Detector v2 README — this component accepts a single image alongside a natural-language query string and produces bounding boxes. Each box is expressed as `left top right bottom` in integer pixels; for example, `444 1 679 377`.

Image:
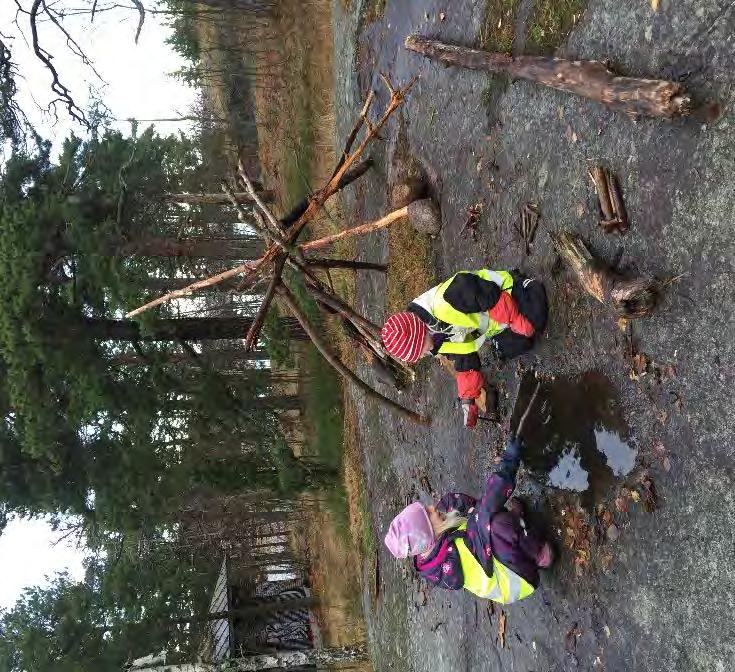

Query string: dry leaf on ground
565 622 582 652
630 353 649 380
497 611 506 648
651 0 660 11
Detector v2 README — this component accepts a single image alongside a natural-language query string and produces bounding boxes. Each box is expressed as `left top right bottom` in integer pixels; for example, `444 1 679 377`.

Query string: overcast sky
0 0 197 611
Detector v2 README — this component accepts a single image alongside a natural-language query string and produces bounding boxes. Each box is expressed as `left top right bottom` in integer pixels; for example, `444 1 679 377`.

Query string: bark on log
277 284 430 425
588 166 615 222
405 35 691 119
551 230 658 318
606 172 629 232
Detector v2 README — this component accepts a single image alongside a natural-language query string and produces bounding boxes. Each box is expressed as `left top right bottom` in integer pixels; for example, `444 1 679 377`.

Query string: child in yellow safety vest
384 437 553 604
380 269 548 427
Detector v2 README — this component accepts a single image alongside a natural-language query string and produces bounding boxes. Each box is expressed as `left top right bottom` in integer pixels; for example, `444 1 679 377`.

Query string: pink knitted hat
384 502 435 558
381 312 427 364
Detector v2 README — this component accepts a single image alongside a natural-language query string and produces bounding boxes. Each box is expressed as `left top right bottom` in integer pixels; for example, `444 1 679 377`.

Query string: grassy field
479 0 588 54
249 1 373 663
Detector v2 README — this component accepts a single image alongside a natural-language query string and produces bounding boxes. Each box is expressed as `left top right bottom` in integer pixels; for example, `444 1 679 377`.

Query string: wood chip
497 611 506 648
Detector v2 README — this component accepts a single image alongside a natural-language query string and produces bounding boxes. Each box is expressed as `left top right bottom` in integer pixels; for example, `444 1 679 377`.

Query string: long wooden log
277 284 429 425
405 35 690 119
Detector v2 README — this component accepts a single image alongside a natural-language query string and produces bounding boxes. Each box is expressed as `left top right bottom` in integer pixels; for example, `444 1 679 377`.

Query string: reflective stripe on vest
412 270 514 357
454 524 535 604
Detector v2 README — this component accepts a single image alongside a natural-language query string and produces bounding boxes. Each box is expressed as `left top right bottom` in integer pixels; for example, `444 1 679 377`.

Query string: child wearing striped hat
381 269 547 427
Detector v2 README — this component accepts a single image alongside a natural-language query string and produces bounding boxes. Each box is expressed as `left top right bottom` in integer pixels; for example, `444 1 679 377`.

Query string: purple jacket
414 439 540 590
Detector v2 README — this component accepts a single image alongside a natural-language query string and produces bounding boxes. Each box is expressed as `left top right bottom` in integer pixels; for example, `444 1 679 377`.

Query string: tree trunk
72 316 305 342
405 35 691 119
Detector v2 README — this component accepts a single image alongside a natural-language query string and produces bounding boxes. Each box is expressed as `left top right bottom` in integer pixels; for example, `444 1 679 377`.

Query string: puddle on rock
510 371 637 507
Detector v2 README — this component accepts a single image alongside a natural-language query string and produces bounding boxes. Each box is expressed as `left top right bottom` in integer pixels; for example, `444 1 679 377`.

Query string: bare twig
330 89 375 180
125 259 263 318
27 0 88 126
515 381 541 438
130 0 145 42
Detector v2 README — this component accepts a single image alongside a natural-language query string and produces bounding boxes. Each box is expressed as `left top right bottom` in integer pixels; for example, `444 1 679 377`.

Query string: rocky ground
330 0 735 669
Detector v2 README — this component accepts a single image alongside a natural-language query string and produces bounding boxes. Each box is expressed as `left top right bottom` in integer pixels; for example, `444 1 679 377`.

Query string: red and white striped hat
381 312 427 364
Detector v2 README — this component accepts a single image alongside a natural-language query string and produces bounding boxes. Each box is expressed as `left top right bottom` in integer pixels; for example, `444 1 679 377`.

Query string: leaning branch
277 284 430 425
300 206 409 251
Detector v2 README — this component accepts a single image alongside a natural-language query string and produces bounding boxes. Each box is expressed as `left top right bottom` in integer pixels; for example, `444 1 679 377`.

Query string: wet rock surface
332 0 735 669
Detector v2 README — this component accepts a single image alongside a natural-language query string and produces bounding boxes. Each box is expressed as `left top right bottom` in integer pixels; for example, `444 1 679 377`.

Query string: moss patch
526 0 587 54
479 0 520 54
363 0 387 24
385 219 434 314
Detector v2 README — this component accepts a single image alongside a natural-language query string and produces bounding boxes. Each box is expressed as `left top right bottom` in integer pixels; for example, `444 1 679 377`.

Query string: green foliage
0 128 299 530
161 0 202 65
0 528 219 672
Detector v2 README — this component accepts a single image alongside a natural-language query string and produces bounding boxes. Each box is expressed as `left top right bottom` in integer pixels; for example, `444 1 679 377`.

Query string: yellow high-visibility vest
454 522 535 604
411 270 514 356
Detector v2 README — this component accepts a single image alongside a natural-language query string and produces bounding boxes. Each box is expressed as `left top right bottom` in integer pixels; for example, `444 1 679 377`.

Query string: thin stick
243 255 286 351
125 259 265 318
515 381 541 438
221 180 286 253
277 284 430 425
330 90 376 180
308 258 387 272
237 158 284 237
300 206 409 252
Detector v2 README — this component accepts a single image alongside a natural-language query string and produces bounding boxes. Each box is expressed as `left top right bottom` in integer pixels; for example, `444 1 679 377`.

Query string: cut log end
407 198 442 235
552 230 658 318
610 278 659 318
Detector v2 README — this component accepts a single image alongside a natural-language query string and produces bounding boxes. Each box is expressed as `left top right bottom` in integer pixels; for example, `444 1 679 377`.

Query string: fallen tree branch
277 283 429 425
280 158 374 230
405 35 691 119
330 90 375 181
551 230 658 318
125 259 264 318
237 158 283 238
